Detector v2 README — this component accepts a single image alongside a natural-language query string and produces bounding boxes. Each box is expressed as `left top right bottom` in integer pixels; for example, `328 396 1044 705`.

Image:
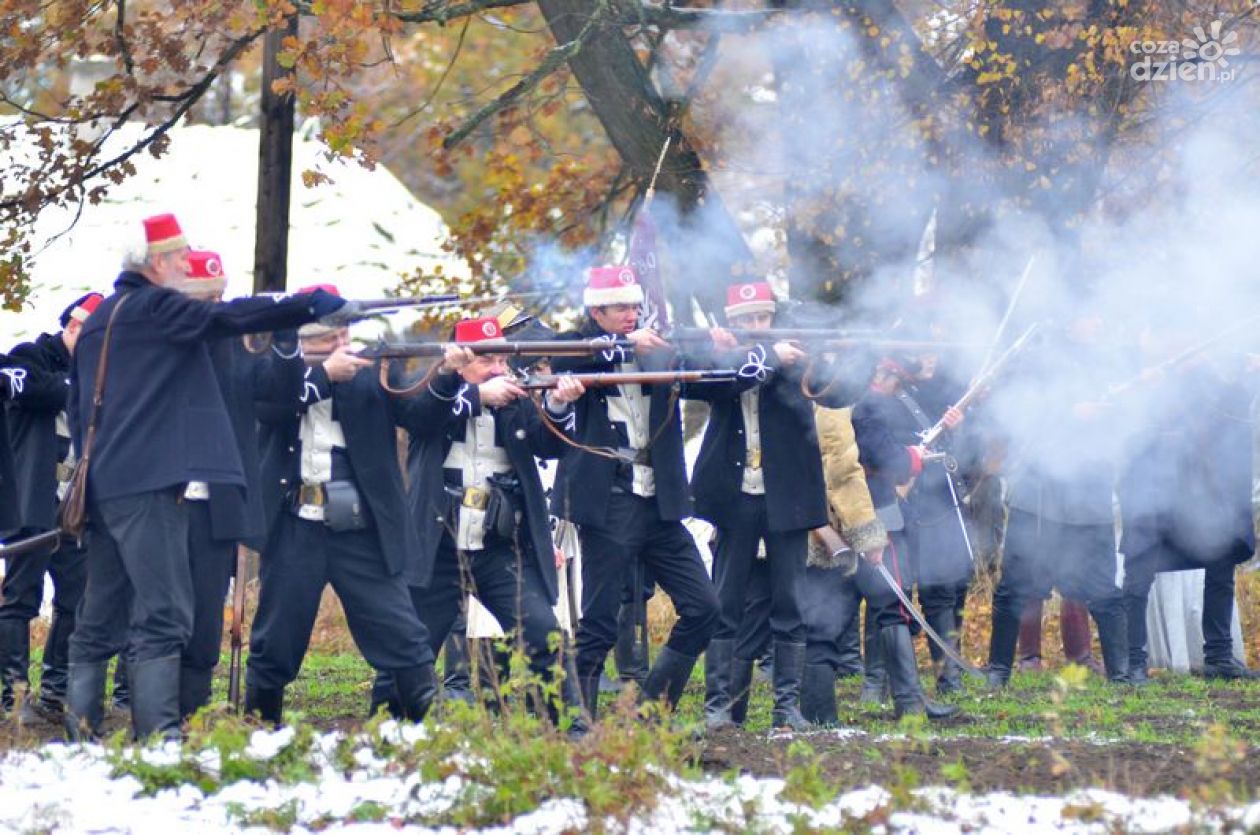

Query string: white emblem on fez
739 284 757 300
482 321 497 337
617 269 634 285
207 258 222 277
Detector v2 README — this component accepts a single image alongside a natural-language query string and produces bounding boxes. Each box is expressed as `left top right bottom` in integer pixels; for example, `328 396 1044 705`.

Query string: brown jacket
810 405 887 567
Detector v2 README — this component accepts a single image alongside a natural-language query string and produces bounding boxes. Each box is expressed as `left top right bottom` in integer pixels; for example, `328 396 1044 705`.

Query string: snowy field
1 723 1257 834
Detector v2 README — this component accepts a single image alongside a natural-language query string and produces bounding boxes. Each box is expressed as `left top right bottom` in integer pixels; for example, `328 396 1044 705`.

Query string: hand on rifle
441 345 476 372
628 328 669 353
479 376 527 407
862 547 885 566
941 405 965 429
545 375 586 410
709 327 738 350
773 341 806 366
323 347 372 382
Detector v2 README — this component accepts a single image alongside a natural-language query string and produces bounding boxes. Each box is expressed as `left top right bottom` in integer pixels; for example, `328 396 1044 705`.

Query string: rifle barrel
0 529 62 559
518 369 738 390
670 328 978 350
305 339 635 362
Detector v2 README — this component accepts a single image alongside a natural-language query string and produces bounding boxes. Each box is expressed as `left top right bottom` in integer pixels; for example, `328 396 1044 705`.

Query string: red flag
627 208 669 331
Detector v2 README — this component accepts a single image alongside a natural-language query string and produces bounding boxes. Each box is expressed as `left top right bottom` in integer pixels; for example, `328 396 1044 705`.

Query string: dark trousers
69 491 191 664
1123 541 1241 668
712 494 807 645
990 511 1123 670
0 529 87 689
246 513 433 690
410 535 561 677
854 530 914 631
735 561 862 670
184 502 235 672
575 493 718 679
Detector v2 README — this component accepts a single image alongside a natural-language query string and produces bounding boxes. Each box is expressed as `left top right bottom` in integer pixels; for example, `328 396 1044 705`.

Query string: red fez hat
583 265 643 308
298 283 340 297
297 284 342 337
454 316 505 344
61 292 104 327
142 213 188 255
179 250 228 299
724 281 776 319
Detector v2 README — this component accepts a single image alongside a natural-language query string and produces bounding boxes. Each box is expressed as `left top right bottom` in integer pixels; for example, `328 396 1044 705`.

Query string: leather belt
616 447 650 466
745 447 762 469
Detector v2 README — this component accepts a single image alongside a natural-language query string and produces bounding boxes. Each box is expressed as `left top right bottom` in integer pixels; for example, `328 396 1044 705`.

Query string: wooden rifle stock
227 546 249 713
517 369 738 390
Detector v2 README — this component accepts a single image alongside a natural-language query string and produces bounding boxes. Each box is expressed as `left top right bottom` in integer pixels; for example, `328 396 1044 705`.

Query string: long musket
516 369 738 390
0 529 62 560
917 323 1040 450
974 255 1036 377
227 546 249 713
304 339 636 362
669 328 980 352
1104 312 1260 401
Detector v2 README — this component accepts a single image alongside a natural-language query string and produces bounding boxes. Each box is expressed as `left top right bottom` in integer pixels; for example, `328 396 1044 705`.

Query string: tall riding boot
1123 591 1150 685
245 683 285 725
1061 598 1102 673
614 601 648 686
703 638 735 730
39 609 74 716
178 666 215 721
986 600 1022 688
130 655 182 741
926 608 963 695
576 660 603 722
441 630 474 704
392 664 438 722
640 646 697 714
835 615 864 678
1089 602 1131 684
64 661 109 742
111 656 131 711
771 641 811 731
1017 598 1044 671
728 657 755 726
859 615 887 703
881 624 960 721
0 621 33 721
800 663 838 726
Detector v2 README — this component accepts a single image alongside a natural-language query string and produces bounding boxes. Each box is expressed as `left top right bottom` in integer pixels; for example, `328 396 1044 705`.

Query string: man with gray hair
65 213 352 741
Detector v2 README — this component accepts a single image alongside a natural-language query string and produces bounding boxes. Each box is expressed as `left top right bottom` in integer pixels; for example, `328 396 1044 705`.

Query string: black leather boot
130 654 183 741
179 666 215 721
728 657 755 726
926 608 963 696
367 671 403 719
640 646 697 713
245 683 285 725
0 620 30 715
985 601 1021 689
859 617 887 704
441 630 475 704
703 638 735 730
881 625 960 721
770 641 812 731
835 617 864 678
800 662 838 726
1090 602 1131 684
392 664 439 722
64 661 108 742
1123 590 1150 685
576 662 603 722
614 601 648 686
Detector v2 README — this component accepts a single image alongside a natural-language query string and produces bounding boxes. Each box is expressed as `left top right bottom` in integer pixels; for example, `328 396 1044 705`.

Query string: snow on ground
0 726 1255 834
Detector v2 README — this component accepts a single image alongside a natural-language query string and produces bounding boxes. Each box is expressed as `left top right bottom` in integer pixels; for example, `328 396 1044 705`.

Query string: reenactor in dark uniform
689 281 859 731
372 316 585 722
0 293 101 721
984 317 1131 686
65 213 350 741
851 358 961 720
167 251 300 718
1118 348 1257 682
245 284 439 725
0 355 18 536
551 266 719 719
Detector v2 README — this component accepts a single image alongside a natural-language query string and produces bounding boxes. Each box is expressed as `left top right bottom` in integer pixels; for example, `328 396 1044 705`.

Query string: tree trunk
253 17 298 295
535 0 748 319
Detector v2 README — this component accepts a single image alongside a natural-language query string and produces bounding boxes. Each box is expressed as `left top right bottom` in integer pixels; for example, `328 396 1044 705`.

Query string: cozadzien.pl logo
1130 20 1241 83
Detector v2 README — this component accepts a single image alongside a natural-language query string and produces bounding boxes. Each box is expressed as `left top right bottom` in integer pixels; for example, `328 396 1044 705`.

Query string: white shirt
740 388 765 495
444 414 513 551
606 359 655 497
